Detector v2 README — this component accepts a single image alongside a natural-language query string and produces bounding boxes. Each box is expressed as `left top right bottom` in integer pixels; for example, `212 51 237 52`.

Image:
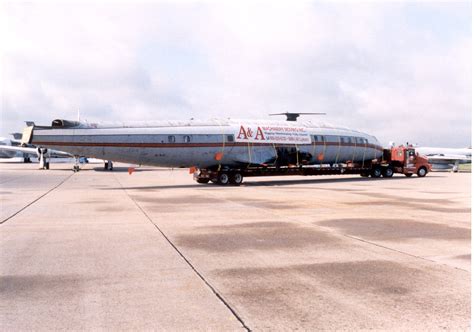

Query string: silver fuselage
28 119 383 168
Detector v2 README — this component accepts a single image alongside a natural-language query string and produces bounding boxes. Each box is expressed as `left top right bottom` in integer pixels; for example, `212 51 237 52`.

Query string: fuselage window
340 137 345 144
183 135 191 143
325 135 338 143
314 135 325 142
227 135 234 142
168 135 175 143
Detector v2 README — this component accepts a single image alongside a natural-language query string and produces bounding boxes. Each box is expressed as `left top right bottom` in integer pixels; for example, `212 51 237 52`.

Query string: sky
1 1 471 147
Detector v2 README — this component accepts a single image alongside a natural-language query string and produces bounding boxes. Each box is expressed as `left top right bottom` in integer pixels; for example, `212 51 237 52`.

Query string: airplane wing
424 155 471 165
0 145 73 158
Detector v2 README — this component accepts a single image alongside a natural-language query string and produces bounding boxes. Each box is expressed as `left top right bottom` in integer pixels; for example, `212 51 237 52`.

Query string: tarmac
0 161 471 330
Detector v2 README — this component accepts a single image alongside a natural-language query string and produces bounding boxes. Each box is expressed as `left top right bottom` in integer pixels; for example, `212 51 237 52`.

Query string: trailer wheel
371 167 382 178
405 173 413 177
230 172 243 185
382 167 394 178
196 178 210 184
417 167 427 177
217 172 230 185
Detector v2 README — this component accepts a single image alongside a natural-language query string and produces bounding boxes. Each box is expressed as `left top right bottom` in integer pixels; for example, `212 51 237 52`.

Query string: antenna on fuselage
269 112 326 121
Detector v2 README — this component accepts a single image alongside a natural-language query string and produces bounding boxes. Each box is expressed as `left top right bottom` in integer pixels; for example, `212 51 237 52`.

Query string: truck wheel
360 172 370 177
217 172 230 185
230 172 243 185
405 173 413 177
371 167 382 178
383 167 394 178
417 167 427 177
196 178 210 184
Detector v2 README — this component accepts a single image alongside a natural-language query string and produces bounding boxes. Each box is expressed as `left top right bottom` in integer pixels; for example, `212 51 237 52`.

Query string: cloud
1 1 471 147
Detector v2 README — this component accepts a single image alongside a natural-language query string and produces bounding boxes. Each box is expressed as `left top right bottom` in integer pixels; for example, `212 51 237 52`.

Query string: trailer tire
383 167 394 178
417 167 427 177
217 172 230 185
196 178 210 184
230 172 243 185
405 173 413 177
371 167 382 178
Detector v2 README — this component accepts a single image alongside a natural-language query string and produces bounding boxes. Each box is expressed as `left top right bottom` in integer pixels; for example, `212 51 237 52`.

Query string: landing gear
38 148 50 170
104 161 113 171
73 156 81 172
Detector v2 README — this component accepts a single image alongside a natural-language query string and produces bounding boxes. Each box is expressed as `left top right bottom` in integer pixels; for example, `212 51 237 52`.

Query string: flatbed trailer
194 145 432 185
241 166 371 177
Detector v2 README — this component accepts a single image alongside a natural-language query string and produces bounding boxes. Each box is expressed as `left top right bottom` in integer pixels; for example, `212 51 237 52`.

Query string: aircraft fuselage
27 119 383 169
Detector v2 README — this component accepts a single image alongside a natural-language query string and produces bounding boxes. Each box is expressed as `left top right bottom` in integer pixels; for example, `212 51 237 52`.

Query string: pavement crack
1 172 75 225
338 233 470 273
112 174 251 332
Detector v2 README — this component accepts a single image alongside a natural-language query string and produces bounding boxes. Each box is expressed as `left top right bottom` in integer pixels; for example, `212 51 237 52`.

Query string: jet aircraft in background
0 136 73 168
1 123 74 168
416 146 471 172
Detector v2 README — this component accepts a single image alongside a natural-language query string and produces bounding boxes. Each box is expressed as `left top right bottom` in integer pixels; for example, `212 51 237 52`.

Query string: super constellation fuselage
25 118 383 169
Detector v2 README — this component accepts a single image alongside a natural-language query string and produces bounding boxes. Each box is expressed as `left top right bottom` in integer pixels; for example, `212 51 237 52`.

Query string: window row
166 135 235 143
168 135 192 143
313 135 369 144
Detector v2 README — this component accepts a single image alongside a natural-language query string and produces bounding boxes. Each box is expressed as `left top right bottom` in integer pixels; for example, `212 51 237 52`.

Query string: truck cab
388 146 431 177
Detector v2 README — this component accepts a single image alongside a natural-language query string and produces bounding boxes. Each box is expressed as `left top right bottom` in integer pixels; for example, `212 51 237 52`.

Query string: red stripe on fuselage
33 141 384 151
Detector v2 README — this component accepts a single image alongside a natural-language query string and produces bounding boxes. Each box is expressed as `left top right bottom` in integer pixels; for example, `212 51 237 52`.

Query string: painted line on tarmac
113 173 251 332
0 172 75 225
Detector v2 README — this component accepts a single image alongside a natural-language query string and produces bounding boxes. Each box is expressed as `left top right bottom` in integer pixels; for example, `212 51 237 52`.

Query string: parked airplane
0 140 74 169
0 132 74 169
21 115 384 183
416 146 471 172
